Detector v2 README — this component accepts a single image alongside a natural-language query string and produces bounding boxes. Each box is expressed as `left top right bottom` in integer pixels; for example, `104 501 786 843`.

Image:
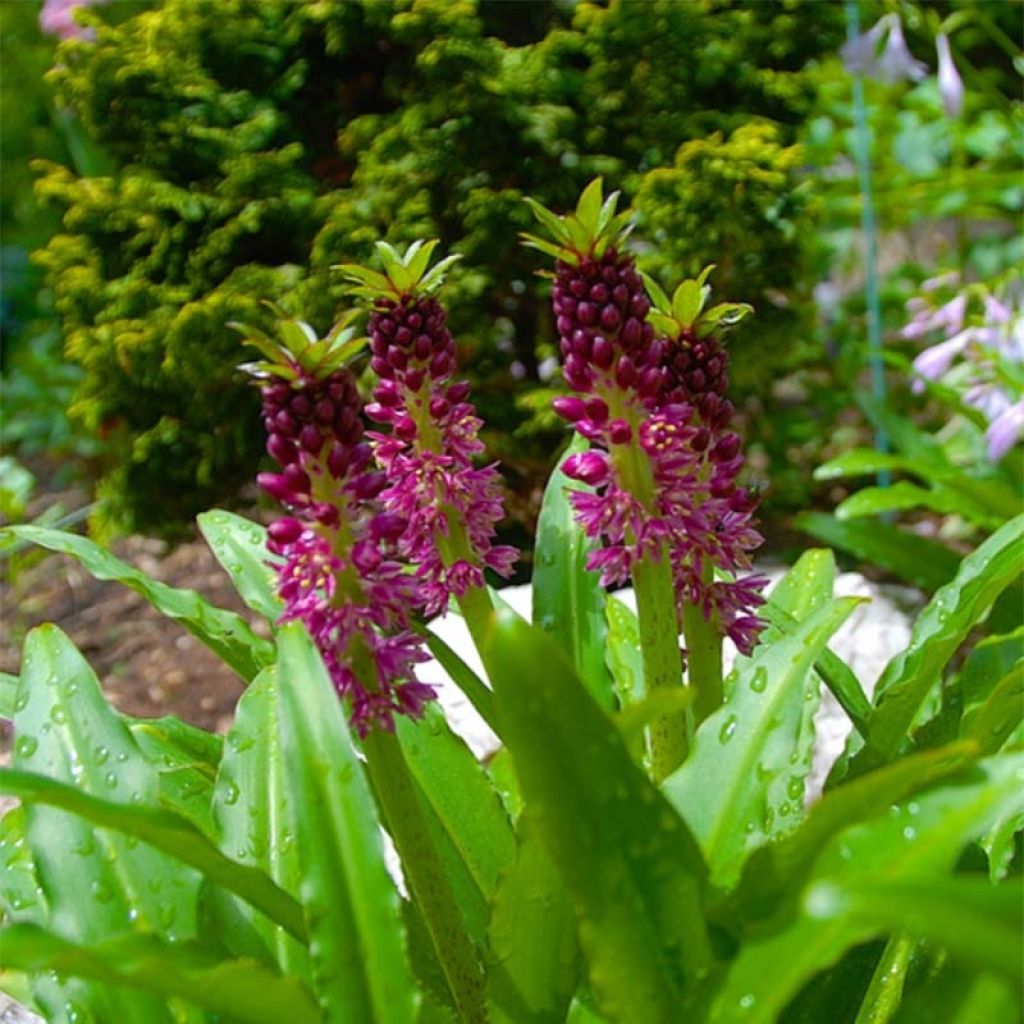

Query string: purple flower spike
241 314 435 735
339 241 518 617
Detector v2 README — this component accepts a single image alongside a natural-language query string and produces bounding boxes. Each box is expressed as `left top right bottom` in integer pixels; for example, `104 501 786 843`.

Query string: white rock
417 571 920 800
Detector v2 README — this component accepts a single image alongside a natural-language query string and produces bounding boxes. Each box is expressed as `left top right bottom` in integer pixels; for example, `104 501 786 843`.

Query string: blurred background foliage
1 0 1021 552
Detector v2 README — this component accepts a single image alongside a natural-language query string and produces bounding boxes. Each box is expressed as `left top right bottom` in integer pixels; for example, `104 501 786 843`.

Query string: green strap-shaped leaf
533 435 614 709
605 595 644 707
0 768 305 943
721 741 978 926
814 449 925 482
12 625 197 1023
482 609 710 1024
707 753 1024 1023
395 704 515 907
855 515 1024 772
963 662 1024 755
0 670 18 719
274 622 418 1024
485 814 578 1024
835 481 1001 529
130 715 222 836
210 667 310 979
197 510 283 623
665 598 859 889
422 628 499 735
0 925 319 1024
793 512 962 594
803 877 1023 985
4 526 273 681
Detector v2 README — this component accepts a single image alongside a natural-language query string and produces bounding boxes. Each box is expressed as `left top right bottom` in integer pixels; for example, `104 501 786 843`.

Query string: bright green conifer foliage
34 0 843 535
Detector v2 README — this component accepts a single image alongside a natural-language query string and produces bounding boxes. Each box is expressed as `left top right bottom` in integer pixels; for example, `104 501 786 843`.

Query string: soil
1 528 262 750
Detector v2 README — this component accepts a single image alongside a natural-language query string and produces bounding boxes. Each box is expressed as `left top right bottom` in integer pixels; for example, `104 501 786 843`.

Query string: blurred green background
2 0 1021 562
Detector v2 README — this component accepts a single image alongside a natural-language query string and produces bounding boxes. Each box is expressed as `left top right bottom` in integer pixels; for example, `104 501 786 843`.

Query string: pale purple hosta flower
902 277 1024 462
842 14 927 84
40 0 104 41
240 316 435 735
936 34 965 118
339 243 517 617
986 400 1024 462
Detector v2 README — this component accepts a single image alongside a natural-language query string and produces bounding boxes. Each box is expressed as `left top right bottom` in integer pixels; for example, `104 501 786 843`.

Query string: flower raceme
237 313 434 734
336 241 517 618
525 180 767 655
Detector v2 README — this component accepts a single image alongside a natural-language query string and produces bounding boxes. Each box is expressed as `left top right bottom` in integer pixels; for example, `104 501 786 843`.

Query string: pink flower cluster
549 248 766 654
366 295 517 616
259 366 435 735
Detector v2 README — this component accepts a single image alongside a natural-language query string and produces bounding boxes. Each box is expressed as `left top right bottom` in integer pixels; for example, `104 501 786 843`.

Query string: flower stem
632 551 689 780
363 729 488 1024
683 564 723 725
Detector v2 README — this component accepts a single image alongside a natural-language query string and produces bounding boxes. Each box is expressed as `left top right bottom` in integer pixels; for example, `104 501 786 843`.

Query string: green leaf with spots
853 515 1024 773
533 435 613 709
274 622 418 1024
11 625 196 1023
0 924 319 1024
198 510 283 622
482 609 710 1024
664 598 859 889
210 667 310 979
4 526 273 681
707 753 1024 1023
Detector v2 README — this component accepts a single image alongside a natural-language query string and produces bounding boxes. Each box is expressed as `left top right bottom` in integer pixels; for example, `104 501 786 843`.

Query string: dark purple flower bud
687 369 707 393
589 283 609 303
691 427 710 452
394 326 413 346
712 433 742 463
352 470 387 500
553 396 587 421
615 356 637 388
365 402 395 423
407 312 422 329
557 315 574 336
448 381 472 403
274 410 299 437
592 335 614 369
268 517 304 545
370 355 389 376
327 443 351 478
430 396 450 419
630 294 651 319
600 304 621 331
290 393 312 417
638 367 663 398
564 451 611 486
267 433 297 465
569 277 587 297
313 399 335 424
429 352 451 378
608 419 632 445
700 393 720 422
374 381 401 407
404 368 425 392
621 318 643 347
414 334 433 360
388 347 408 371
257 472 294 503
377 316 396 337
577 302 598 326
300 424 324 455
283 463 311 493
352 539 382 573
370 513 407 542
395 415 418 440
584 396 609 423
612 284 630 307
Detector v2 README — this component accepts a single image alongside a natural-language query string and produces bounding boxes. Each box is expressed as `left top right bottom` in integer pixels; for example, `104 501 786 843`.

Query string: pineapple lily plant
1 183 1021 1024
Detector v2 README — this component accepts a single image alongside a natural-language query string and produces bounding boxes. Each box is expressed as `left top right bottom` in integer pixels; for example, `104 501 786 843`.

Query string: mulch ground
1 531 261 751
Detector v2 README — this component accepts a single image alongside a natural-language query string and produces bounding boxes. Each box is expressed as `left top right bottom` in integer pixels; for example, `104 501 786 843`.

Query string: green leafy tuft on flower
231 306 367 383
333 240 462 303
522 177 634 266
643 265 754 341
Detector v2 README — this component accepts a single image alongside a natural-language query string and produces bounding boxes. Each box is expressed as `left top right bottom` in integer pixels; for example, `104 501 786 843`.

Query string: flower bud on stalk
237 312 434 735
335 241 517 620
525 181 766 659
